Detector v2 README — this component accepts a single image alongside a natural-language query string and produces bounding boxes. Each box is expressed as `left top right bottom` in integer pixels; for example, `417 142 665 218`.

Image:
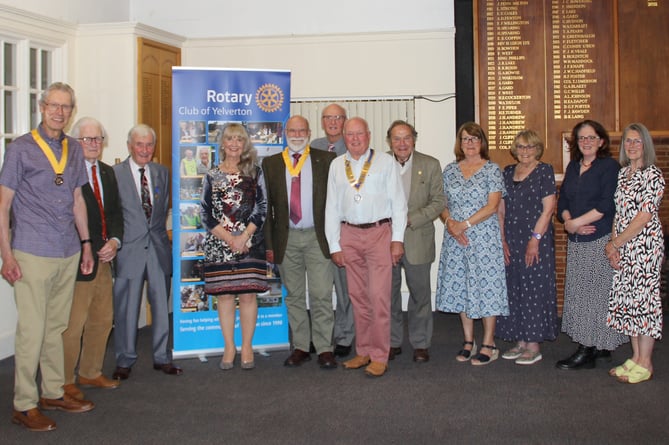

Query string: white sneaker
515 351 542 365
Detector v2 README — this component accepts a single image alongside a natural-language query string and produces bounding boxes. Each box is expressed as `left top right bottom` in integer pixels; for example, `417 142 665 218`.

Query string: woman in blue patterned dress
201 123 268 370
497 130 558 366
606 123 664 384
435 122 508 366
556 120 628 371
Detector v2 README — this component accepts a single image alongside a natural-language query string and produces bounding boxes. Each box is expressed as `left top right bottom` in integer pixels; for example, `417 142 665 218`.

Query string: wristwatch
531 232 542 240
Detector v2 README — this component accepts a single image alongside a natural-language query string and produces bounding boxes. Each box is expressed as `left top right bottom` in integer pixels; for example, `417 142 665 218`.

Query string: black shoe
333 344 352 357
556 345 596 370
594 349 612 362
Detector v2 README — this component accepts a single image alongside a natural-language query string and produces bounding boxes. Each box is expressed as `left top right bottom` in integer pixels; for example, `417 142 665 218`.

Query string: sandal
472 344 499 366
456 341 477 362
617 363 652 384
609 359 636 378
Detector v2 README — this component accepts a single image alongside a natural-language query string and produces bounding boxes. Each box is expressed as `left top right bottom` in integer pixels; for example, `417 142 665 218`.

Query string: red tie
139 167 152 221
289 153 302 224
91 165 108 240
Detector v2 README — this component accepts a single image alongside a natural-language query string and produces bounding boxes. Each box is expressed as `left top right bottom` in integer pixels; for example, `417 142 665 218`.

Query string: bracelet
465 220 472 229
611 238 619 249
444 216 451 225
80 239 92 245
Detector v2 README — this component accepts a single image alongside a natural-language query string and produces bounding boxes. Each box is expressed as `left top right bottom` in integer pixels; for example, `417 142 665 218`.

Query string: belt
343 218 391 229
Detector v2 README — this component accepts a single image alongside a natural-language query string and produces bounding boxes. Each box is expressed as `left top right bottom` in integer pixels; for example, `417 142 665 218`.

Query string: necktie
91 164 107 240
289 153 302 224
139 167 152 221
327 143 335 152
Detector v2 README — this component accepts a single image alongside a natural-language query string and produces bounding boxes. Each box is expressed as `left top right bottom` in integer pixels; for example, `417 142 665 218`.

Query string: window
1 36 56 161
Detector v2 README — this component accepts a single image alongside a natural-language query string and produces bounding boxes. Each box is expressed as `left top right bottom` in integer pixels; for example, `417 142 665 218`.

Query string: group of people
2 86 663 432
436 119 663 384
203 107 664 386
200 104 437 378
1 83 183 432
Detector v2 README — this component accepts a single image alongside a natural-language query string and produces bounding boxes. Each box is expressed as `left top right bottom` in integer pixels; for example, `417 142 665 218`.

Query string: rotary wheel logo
256 83 284 113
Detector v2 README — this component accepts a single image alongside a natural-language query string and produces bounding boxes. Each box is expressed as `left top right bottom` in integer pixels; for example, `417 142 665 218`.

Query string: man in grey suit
387 120 444 363
112 124 182 379
310 103 354 357
263 116 338 369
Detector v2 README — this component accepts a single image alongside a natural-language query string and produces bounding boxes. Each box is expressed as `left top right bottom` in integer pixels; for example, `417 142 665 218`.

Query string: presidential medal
55 174 64 186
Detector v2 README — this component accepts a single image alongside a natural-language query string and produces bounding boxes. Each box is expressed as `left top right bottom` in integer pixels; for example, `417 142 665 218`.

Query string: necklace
345 149 374 203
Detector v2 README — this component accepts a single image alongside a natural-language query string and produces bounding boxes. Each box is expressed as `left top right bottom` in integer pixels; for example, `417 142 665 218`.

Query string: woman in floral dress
435 122 508 366
606 123 664 384
201 123 268 370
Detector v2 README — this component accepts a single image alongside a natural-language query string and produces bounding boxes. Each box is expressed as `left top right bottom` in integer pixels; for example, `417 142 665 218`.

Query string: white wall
0 2 457 359
130 0 454 39
1 0 129 23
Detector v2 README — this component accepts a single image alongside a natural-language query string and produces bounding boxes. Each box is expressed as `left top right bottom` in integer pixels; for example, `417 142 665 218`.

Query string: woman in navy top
556 120 628 370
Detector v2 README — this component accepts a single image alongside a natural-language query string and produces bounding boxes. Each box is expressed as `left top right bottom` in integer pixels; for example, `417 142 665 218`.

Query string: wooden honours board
475 0 669 172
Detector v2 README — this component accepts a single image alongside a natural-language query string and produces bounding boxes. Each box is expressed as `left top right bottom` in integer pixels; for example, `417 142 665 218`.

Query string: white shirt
325 148 407 253
129 157 153 205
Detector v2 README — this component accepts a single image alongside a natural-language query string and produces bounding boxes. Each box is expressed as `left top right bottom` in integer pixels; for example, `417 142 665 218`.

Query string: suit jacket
113 158 172 278
77 161 124 281
262 147 336 264
310 137 347 156
395 151 444 265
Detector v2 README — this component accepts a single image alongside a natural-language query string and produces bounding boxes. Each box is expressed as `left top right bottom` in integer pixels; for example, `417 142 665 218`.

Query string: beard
287 137 308 152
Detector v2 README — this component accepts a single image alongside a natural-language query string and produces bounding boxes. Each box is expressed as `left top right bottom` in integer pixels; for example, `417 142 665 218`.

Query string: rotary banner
171 67 290 359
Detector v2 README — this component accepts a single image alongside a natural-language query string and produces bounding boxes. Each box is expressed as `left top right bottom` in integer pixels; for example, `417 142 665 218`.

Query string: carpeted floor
1 312 667 444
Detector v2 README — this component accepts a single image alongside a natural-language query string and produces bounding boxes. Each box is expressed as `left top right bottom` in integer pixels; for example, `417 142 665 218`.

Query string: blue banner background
171 67 291 358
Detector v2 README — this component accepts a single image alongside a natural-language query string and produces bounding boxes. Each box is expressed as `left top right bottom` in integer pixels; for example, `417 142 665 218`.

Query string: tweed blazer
394 150 444 265
262 147 336 264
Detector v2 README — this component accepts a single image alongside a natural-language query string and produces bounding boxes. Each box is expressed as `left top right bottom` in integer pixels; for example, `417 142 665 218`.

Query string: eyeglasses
461 136 480 144
624 138 643 146
78 136 105 145
43 102 74 113
516 144 536 151
577 135 600 142
322 115 345 122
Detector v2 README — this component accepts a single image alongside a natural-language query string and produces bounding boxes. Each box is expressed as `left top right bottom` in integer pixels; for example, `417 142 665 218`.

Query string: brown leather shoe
79 374 120 389
40 393 95 413
112 366 131 380
413 348 430 363
284 349 311 367
317 352 338 369
343 355 371 369
63 383 84 400
365 361 388 377
12 408 56 432
153 362 184 375
388 347 402 360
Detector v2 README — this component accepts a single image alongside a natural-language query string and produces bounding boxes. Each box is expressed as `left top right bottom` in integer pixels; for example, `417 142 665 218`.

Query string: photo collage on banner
172 67 291 358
